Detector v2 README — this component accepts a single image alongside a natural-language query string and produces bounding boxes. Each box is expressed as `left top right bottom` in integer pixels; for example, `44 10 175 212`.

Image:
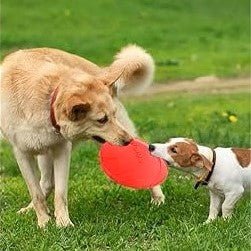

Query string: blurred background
1 0 250 81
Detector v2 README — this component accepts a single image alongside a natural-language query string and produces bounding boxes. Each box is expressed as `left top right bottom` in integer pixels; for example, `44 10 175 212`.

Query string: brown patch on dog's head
167 141 198 166
166 138 212 170
231 148 251 168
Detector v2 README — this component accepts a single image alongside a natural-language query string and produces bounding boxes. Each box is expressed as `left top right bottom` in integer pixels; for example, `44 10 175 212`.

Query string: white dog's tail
107 45 155 95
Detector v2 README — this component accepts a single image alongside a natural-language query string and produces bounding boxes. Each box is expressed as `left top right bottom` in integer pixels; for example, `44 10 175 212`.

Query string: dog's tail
107 45 155 95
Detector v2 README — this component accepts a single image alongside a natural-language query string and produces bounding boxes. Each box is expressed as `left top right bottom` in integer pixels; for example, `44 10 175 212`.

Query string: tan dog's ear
190 153 212 171
99 69 125 96
66 97 90 121
101 69 125 87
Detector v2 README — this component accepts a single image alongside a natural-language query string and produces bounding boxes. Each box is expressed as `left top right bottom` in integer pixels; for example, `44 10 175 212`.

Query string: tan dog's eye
170 146 177 153
97 115 108 124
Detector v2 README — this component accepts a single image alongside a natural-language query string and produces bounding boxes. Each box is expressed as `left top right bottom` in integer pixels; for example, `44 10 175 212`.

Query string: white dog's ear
190 153 212 171
66 97 90 121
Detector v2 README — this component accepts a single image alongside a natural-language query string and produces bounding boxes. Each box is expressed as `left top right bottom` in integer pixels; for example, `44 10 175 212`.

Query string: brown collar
50 86 61 133
194 148 216 189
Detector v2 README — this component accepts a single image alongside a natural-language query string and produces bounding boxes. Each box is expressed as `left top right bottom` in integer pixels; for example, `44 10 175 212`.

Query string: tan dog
149 137 251 223
0 45 164 227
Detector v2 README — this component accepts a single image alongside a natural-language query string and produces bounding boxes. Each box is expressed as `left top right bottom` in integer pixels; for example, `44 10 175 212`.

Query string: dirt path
124 77 250 97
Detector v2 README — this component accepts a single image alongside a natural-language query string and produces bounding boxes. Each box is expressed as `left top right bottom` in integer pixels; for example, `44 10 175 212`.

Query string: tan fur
231 148 251 168
0 45 161 227
1 45 154 148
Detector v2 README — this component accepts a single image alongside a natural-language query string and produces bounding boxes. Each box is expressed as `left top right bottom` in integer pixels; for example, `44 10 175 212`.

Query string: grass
1 91 250 251
1 0 250 81
1 0 250 249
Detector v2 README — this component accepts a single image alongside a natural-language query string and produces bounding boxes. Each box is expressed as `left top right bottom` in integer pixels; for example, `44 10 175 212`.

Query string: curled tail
108 45 155 95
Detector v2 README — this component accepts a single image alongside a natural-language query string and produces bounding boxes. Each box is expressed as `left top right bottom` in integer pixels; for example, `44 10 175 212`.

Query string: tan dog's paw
17 202 34 214
223 215 232 221
203 218 216 225
38 214 51 228
18 202 50 215
56 215 74 228
151 194 165 206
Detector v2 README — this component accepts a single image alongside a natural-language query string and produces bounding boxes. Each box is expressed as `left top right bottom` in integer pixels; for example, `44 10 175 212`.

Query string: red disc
99 139 168 189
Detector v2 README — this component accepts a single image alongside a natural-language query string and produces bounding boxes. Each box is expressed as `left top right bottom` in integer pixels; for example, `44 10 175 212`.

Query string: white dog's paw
17 202 34 214
38 214 51 228
56 215 74 228
151 194 165 206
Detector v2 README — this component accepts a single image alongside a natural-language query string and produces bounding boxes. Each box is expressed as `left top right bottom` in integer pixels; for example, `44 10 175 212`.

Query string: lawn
1 91 250 251
1 0 250 250
1 0 250 81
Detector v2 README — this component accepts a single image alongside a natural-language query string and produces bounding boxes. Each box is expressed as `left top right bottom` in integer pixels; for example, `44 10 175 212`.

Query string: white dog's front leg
150 185 165 206
204 191 223 224
222 187 244 220
52 141 74 227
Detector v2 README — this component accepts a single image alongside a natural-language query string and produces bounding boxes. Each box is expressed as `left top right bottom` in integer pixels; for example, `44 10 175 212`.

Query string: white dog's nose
149 144 155 152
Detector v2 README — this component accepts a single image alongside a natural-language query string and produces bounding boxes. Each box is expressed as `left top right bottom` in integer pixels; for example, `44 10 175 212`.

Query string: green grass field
1 0 250 81
1 0 250 250
1 92 250 250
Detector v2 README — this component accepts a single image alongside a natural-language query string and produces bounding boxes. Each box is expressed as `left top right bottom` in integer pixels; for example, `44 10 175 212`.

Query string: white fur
150 138 251 223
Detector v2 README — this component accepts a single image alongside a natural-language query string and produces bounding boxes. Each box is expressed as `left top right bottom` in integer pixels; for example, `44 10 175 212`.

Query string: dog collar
50 86 61 134
194 148 216 189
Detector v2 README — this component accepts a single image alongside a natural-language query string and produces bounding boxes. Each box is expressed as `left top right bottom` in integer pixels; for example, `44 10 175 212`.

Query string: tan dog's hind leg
14 148 50 227
52 142 74 227
114 98 165 205
18 152 54 214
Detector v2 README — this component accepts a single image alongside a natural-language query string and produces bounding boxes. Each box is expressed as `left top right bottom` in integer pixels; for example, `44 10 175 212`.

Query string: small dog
149 137 251 223
0 45 164 227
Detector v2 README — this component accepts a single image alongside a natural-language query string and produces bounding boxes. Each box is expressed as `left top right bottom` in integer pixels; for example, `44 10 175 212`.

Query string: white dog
149 137 251 223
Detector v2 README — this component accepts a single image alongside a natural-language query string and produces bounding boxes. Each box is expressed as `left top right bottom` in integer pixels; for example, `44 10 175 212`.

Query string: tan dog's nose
119 131 133 146
121 139 132 146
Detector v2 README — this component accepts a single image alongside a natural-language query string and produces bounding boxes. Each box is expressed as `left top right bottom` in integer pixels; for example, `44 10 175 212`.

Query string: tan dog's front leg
150 185 165 206
52 142 74 227
14 148 50 227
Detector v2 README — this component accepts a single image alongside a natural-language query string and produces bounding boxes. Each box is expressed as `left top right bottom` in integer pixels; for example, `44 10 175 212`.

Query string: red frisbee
99 139 168 189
